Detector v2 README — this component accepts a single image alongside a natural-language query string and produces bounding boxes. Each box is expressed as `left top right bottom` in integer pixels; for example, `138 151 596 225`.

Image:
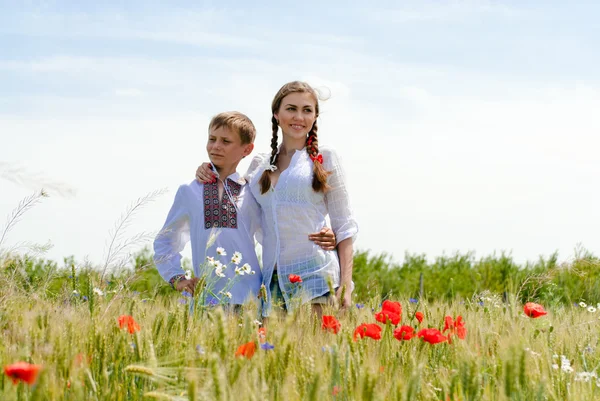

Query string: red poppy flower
235 341 256 359
258 327 267 343
322 315 341 334
118 315 141 334
393 325 415 341
417 328 448 344
4 362 42 385
374 300 402 325
415 311 424 324
353 323 382 341
443 315 467 340
288 274 302 284
523 302 547 318
332 385 341 396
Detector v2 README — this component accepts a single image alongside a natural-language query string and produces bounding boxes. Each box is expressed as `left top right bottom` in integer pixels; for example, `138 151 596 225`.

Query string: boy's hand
308 227 336 251
175 277 200 295
195 163 216 183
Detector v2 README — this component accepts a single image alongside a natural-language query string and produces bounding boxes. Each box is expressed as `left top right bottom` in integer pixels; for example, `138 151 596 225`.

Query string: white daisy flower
234 266 244 276
216 247 226 256
206 256 216 267
93 287 104 296
588 306 597 313
253 319 262 326
231 251 242 265
579 302 587 308
241 263 252 275
184 269 192 280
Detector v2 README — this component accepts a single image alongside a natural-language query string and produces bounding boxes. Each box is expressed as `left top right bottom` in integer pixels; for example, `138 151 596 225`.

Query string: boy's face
206 126 254 171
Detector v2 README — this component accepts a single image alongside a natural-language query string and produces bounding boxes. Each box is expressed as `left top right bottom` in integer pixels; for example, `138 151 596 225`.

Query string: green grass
0 278 599 400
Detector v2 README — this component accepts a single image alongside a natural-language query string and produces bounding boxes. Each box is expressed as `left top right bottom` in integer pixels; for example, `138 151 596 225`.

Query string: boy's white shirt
153 171 263 305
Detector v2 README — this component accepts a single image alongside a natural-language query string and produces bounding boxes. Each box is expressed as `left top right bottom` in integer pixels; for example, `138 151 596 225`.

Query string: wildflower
587 306 597 313
216 247 226 256
234 266 244 276
82 295 88 301
253 319 262 326
415 311 424 324
241 263 253 275
178 298 187 304
4 362 42 385
443 315 467 340
182 290 192 297
288 274 302 284
258 327 267 342
196 345 205 355
353 323 382 341
118 315 141 334
332 385 341 396
409 298 418 304
374 300 402 326
72 290 80 296
393 325 415 341
219 291 232 299
322 315 341 334
235 341 256 359
184 269 192 280
552 364 559 370
93 287 104 296
206 256 216 266
356 303 365 309
417 328 448 344
260 342 275 351
575 372 598 382
523 302 547 318
231 251 242 265
579 302 587 308
559 355 574 373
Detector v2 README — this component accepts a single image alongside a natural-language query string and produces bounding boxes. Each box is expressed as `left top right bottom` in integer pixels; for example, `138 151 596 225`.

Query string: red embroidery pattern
203 180 241 229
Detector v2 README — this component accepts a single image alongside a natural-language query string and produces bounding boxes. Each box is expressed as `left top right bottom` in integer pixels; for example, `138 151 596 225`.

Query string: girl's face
274 92 317 141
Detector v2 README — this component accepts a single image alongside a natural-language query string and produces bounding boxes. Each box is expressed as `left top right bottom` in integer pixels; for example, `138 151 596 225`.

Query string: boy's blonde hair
209 111 256 145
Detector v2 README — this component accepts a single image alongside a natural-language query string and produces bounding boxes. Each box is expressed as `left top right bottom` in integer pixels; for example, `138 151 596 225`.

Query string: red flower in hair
118 315 141 334
417 328 448 344
393 325 415 341
4 362 42 385
322 315 341 334
235 341 256 359
374 300 402 326
523 302 547 318
353 323 382 341
415 311 424 324
443 315 467 340
288 274 302 284
309 154 323 164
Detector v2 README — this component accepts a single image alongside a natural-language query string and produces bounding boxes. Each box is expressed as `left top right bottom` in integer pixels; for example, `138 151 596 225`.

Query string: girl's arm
336 238 354 309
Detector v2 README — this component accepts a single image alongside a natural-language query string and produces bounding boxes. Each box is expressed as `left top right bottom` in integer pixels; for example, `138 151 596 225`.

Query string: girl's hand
335 284 352 311
308 227 336 250
195 163 216 183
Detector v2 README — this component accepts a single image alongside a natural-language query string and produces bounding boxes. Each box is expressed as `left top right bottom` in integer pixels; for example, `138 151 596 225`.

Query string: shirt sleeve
322 147 359 244
153 185 191 283
244 189 263 244
245 153 269 182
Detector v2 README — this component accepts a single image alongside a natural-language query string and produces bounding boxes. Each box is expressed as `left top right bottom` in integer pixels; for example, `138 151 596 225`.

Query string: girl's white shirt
247 146 358 312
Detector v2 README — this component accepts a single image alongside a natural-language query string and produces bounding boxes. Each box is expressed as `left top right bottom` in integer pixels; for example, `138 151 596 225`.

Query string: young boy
154 111 335 307
154 111 262 305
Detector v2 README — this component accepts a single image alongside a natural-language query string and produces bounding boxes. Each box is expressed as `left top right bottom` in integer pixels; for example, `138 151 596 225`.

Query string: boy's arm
153 186 191 286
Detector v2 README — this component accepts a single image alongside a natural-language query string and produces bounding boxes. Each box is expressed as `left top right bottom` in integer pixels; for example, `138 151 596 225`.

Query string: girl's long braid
306 122 331 192
259 116 280 194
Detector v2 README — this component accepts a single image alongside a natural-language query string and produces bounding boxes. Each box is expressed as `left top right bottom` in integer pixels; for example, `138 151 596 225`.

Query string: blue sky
1 1 599 267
